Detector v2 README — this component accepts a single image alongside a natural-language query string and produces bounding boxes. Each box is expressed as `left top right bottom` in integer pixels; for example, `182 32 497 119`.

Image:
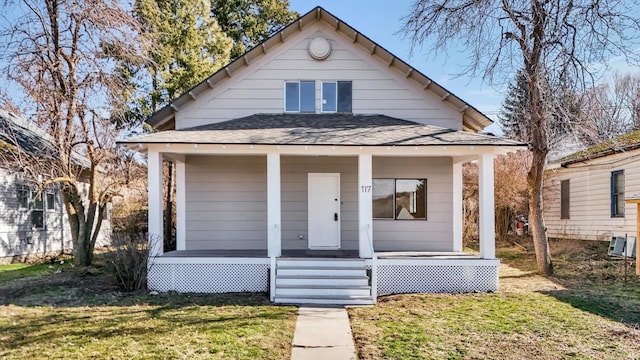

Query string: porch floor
160 249 481 259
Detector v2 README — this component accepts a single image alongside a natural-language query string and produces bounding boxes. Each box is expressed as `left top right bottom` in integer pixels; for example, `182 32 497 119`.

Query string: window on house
285 81 315 112
611 170 625 218
322 81 352 112
17 188 29 209
372 178 427 220
560 180 570 219
32 192 44 229
46 193 56 211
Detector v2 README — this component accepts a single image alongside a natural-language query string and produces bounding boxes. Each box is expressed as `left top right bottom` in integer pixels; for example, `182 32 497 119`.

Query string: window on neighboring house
560 179 570 219
611 170 625 217
17 188 29 209
32 192 44 229
46 193 56 211
321 81 352 112
285 80 315 112
372 178 427 220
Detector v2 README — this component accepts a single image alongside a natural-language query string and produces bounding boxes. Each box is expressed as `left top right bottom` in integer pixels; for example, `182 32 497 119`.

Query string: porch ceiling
120 114 523 148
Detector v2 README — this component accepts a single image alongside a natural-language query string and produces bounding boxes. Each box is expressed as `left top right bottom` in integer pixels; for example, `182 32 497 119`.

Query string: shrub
106 233 150 291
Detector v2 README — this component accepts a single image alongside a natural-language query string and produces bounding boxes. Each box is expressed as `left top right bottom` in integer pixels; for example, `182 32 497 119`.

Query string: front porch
120 114 524 304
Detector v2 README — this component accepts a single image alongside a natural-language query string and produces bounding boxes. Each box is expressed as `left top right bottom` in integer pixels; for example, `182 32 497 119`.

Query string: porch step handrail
269 255 276 302
366 223 378 303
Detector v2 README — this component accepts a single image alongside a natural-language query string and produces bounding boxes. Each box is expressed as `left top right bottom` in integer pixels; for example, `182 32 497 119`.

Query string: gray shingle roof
120 114 522 147
0 109 90 168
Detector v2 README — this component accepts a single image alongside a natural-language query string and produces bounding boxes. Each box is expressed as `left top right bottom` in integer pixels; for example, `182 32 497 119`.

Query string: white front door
308 173 341 249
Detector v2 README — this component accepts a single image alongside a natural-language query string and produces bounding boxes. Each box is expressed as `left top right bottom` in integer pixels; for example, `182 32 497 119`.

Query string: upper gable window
322 81 352 113
285 81 315 112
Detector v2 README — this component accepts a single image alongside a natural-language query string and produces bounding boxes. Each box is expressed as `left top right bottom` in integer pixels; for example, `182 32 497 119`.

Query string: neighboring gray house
120 7 524 304
544 130 640 244
0 110 109 262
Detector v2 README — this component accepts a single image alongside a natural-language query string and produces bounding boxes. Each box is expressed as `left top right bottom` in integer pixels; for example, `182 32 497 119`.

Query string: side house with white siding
120 7 524 305
544 131 640 242
0 110 110 263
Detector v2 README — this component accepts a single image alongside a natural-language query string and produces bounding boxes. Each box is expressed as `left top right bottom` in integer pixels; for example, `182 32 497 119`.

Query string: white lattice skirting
148 258 269 293
376 259 499 294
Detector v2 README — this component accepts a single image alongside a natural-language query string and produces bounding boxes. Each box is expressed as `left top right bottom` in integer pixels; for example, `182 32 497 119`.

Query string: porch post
147 149 164 256
267 152 281 257
175 158 186 251
358 154 373 258
478 153 496 259
452 161 463 252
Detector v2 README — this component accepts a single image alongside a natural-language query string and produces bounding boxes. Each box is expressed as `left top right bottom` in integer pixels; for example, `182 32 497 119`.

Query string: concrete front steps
273 257 375 305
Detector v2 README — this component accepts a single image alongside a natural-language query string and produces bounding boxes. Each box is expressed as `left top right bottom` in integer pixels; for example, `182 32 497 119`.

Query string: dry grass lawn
0 258 297 359
349 237 640 360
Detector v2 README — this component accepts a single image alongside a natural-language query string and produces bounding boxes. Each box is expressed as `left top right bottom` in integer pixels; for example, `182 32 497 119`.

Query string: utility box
608 236 636 258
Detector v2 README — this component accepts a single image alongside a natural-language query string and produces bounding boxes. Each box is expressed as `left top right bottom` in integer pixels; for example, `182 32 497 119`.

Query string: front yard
2 238 639 359
349 238 640 359
0 259 297 359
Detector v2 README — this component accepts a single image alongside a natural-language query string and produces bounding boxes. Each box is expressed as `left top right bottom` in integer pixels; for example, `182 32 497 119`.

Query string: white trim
147 150 164 256
144 143 511 158
452 161 463 252
267 152 282 256
358 154 373 258
478 153 496 259
154 256 270 265
376 258 499 266
175 159 186 251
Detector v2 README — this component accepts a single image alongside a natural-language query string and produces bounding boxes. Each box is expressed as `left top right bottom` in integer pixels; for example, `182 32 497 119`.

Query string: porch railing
366 223 378 303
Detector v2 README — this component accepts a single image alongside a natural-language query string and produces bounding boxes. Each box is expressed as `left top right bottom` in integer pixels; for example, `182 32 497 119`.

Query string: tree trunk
526 62 554 275
528 148 553 274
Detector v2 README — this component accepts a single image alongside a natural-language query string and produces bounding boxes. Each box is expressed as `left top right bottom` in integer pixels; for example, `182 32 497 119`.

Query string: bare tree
0 0 142 266
402 0 640 274
578 72 640 145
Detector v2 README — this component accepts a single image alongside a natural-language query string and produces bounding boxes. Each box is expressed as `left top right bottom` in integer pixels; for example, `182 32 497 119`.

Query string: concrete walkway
290 306 357 360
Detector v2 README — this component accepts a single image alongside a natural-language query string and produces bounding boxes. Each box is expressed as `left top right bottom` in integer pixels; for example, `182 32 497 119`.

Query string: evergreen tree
499 70 531 142
211 0 299 58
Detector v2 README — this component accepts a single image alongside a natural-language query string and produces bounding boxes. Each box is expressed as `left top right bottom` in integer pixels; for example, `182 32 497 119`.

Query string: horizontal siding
543 151 640 241
184 155 268 250
0 168 74 259
177 24 462 130
372 157 454 251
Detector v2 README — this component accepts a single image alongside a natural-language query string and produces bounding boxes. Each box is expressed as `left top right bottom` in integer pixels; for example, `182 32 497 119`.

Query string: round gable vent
308 37 331 60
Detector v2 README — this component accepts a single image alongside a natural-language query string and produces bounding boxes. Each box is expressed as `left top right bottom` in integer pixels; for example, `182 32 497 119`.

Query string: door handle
334 213 338 221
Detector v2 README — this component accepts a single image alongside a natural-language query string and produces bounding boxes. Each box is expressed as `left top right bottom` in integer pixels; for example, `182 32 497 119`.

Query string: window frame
284 80 315 113
17 188 29 209
46 193 56 211
560 179 570 219
321 81 352 113
31 191 45 229
611 170 625 218
372 178 428 221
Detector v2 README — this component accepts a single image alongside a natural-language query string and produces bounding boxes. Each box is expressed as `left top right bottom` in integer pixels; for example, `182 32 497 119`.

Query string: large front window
373 178 427 220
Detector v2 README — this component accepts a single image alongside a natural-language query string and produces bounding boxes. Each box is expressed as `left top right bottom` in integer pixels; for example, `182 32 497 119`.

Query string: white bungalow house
0 110 110 263
544 130 640 252
119 7 523 304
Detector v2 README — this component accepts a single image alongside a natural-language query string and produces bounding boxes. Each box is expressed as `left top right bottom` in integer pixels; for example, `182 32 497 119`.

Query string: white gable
175 22 464 130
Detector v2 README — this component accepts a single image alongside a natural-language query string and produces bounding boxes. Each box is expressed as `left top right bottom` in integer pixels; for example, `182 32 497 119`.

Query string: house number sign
361 185 372 193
